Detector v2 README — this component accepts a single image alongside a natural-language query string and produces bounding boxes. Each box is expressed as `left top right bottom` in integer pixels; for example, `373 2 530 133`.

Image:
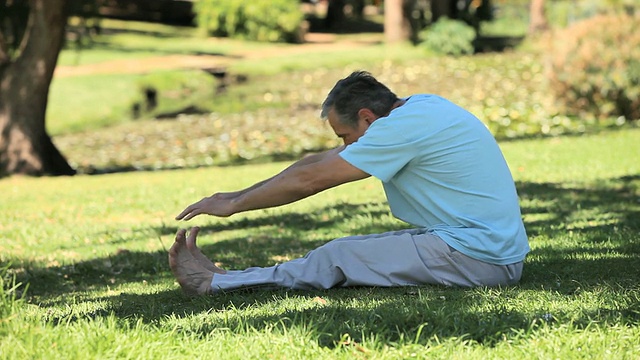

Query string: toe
186 227 200 250
175 229 187 243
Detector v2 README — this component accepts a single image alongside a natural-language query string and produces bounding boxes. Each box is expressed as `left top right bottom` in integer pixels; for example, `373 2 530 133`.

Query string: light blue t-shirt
339 94 529 265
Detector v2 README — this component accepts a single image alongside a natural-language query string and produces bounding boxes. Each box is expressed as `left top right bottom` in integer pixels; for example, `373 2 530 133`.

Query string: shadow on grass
101 287 541 348
8 202 401 298
44 283 640 348
516 174 640 287
7 175 640 346
517 174 640 236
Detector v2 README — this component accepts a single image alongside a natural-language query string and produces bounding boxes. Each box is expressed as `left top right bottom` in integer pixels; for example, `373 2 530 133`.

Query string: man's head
321 71 399 145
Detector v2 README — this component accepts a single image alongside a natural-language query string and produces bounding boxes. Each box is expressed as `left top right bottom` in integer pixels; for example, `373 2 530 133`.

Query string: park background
1 0 639 358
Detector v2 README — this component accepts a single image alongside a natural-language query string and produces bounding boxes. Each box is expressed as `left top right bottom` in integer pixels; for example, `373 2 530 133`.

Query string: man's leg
210 228 523 292
415 235 524 287
208 228 424 291
169 227 523 294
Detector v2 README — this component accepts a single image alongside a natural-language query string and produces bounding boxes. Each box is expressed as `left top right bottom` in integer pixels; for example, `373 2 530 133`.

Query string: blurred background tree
0 0 74 176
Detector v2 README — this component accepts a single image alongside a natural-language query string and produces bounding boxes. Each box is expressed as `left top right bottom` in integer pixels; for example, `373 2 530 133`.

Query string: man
169 71 530 296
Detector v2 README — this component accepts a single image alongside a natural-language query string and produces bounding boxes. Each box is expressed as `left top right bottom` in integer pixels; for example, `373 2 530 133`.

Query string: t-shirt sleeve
339 121 417 183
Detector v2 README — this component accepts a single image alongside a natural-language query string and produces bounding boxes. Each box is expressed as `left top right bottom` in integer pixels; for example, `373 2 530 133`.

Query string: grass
48 19 428 136
2 128 640 358
47 73 142 135
50 19 272 135
50 21 639 174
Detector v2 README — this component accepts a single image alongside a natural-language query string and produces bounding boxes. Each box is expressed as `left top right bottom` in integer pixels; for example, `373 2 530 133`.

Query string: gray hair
321 71 399 127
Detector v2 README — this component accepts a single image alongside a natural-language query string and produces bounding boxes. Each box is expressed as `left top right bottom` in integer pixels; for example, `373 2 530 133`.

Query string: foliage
547 13 640 122
490 0 639 32
194 0 304 43
546 0 639 28
479 2 528 37
2 130 640 358
419 17 476 56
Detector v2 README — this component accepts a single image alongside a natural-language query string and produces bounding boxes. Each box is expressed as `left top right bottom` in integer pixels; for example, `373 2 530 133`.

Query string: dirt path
54 33 382 78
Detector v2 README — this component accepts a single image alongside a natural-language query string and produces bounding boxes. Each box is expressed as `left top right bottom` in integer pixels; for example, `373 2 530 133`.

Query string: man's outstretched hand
175 193 237 221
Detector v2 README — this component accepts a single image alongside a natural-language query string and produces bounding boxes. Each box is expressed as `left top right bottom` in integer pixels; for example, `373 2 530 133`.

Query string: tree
384 0 417 43
0 0 75 177
384 0 403 42
528 0 549 35
324 0 346 29
430 0 454 22
386 0 495 44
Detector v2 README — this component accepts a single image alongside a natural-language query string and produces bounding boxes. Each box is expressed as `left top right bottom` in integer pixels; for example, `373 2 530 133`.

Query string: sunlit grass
2 128 639 358
47 73 142 135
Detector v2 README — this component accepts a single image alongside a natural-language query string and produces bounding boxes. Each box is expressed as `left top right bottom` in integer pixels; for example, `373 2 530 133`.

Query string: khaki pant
211 228 523 292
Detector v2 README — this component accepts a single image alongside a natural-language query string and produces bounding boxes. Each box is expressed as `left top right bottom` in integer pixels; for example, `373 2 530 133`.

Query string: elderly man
169 71 529 296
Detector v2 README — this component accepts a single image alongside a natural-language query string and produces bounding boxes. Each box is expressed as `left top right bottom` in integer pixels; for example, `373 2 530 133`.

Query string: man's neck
384 99 406 117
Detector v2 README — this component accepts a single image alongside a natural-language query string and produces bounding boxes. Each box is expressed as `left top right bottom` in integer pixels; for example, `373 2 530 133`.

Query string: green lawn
2 128 639 359
48 19 426 136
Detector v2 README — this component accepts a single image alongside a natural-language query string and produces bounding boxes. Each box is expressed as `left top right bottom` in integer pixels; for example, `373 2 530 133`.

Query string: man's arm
175 146 368 220
219 146 346 199
230 150 369 213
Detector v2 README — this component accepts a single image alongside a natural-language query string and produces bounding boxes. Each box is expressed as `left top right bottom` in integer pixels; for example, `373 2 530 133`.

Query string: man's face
327 107 371 146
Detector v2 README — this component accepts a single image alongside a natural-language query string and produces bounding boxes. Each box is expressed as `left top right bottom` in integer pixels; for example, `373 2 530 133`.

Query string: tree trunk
384 0 413 43
0 0 75 177
324 0 346 29
528 0 549 35
430 0 454 22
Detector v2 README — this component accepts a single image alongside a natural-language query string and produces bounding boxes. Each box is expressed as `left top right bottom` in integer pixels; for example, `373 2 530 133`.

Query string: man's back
339 94 530 265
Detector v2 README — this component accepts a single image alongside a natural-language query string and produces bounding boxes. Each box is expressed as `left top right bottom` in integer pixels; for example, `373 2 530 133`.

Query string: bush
547 13 640 122
419 18 476 56
194 0 304 43
546 0 638 29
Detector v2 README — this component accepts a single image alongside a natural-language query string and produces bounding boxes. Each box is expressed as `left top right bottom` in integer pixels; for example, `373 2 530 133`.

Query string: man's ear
357 108 376 124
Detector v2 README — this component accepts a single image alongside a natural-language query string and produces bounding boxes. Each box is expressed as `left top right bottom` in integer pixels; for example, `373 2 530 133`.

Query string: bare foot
169 228 215 296
185 227 227 274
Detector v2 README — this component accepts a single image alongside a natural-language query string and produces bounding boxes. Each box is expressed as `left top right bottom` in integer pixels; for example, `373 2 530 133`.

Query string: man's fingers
183 208 205 221
175 204 196 220
175 209 189 220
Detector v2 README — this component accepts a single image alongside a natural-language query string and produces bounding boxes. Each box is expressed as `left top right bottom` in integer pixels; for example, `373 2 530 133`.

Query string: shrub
419 18 476 56
547 13 640 122
194 0 304 43
546 0 639 29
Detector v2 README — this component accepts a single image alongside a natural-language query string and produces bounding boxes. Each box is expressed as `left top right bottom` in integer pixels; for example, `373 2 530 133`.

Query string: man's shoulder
410 94 462 110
